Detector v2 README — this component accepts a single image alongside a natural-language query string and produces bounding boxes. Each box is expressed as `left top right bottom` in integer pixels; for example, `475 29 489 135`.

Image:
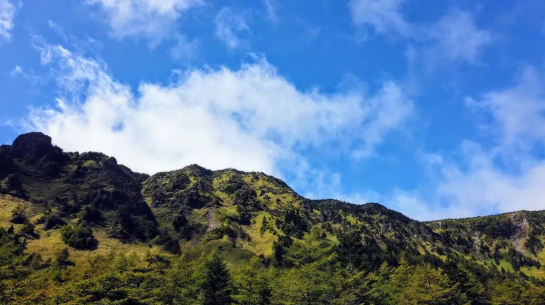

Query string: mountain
1 132 544 304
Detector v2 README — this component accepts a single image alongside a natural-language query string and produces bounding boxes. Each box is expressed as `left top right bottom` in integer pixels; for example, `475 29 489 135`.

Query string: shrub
61 223 98 250
173 214 188 232
79 206 103 224
20 220 38 238
41 214 66 231
10 205 26 224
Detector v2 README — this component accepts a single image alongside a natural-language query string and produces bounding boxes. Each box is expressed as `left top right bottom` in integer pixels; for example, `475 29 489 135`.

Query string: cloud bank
27 44 414 178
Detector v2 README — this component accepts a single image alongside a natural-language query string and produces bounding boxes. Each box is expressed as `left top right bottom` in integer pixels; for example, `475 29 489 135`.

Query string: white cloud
385 67 545 220
85 0 202 45
354 81 414 158
0 0 15 40
27 44 414 176
389 143 545 221
214 7 250 50
347 2 491 65
426 9 492 64
466 67 545 148
348 0 410 37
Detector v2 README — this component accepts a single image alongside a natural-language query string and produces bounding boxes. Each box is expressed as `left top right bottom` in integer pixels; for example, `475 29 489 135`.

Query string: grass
82 160 97 167
521 266 545 279
345 214 359 225
25 227 164 264
243 212 278 257
189 208 209 226
218 206 238 219
0 194 34 228
0 194 166 266
498 259 515 273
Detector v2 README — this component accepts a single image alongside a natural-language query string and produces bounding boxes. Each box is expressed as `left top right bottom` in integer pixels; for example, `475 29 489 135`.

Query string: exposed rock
0 146 14 179
10 132 62 161
0 174 26 198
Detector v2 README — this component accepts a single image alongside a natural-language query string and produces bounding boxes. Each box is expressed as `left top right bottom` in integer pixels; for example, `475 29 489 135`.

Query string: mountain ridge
1 132 545 304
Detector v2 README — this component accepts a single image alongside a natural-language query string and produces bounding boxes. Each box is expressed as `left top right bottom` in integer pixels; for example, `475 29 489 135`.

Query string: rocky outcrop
10 132 63 161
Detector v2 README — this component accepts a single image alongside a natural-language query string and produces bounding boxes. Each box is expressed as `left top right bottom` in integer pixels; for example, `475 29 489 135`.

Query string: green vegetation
61 222 98 250
0 132 545 304
202 252 234 305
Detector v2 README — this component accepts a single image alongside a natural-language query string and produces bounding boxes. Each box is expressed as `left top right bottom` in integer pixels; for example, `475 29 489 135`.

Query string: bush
41 214 66 231
79 206 103 224
155 230 181 254
61 223 98 250
20 220 38 238
10 205 26 224
173 214 188 232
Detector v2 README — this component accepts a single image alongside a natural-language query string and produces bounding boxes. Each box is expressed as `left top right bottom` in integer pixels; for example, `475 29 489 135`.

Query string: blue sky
1 0 545 220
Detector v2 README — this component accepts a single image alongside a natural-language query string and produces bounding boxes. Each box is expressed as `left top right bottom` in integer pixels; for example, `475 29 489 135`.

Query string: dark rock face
0 147 15 179
0 132 160 241
10 132 62 161
0 174 26 198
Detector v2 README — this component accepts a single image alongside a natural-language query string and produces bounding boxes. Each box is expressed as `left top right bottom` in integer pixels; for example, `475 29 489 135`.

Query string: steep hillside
1 133 544 271
139 166 444 267
1 132 545 304
429 211 545 278
0 132 158 242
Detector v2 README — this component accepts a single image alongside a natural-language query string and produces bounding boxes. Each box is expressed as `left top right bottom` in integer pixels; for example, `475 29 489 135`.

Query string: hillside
1 132 545 304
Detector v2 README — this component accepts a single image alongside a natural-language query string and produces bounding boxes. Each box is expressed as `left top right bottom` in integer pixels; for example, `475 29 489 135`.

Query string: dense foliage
60 222 98 250
1 226 544 304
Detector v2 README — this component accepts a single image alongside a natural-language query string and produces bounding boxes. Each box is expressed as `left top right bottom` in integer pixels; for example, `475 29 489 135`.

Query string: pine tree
444 260 486 305
399 264 457 305
489 280 526 305
202 252 233 305
336 225 364 272
232 264 272 305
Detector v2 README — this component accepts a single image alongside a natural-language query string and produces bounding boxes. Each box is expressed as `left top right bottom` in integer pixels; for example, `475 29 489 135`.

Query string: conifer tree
336 225 364 272
202 252 233 305
232 264 271 305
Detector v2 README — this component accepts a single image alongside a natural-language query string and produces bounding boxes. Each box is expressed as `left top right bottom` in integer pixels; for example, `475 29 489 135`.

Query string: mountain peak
9 132 62 160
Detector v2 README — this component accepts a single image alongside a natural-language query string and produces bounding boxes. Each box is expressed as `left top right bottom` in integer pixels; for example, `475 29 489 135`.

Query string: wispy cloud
348 0 410 37
170 35 200 64
214 7 250 50
263 0 278 23
466 67 545 148
0 0 16 40
425 9 491 64
348 1 492 65
384 67 545 220
85 0 202 46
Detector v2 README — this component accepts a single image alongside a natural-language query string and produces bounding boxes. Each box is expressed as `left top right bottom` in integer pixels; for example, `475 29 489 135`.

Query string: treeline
1 227 545 305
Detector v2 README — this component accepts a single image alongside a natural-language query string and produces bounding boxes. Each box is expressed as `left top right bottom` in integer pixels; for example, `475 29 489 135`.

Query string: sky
1 0 545 220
